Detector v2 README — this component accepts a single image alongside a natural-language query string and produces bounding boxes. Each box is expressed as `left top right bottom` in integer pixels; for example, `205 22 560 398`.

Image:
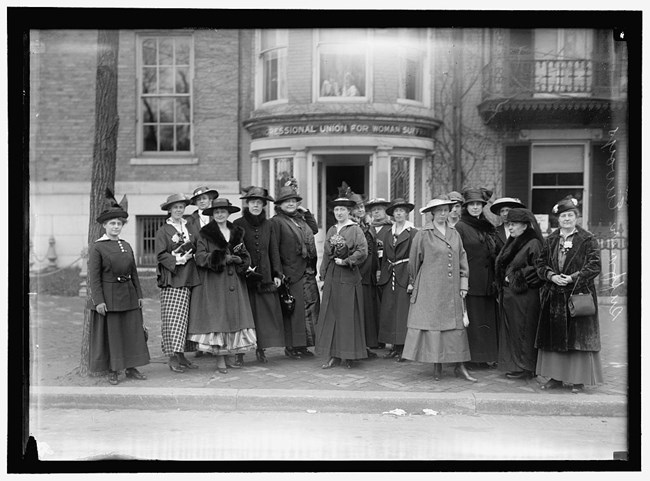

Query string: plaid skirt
160 287 193 356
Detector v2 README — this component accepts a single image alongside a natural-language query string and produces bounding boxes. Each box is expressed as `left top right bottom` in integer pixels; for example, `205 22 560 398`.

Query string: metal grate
136 215 166 267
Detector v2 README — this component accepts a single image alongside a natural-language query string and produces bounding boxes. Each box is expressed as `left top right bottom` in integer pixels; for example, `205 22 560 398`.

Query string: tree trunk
79 30 120 376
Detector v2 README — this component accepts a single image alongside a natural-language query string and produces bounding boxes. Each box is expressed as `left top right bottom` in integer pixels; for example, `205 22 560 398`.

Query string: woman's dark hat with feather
97 188 129 224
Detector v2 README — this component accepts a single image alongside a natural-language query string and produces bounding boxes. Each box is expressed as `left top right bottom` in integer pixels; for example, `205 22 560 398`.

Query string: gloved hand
226 254 242 265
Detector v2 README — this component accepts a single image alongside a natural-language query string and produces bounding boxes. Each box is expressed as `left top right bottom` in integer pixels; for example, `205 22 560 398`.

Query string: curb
30 386 627 417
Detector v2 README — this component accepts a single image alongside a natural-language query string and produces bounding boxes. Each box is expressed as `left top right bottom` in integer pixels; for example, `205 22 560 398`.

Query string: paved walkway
28 294 629 416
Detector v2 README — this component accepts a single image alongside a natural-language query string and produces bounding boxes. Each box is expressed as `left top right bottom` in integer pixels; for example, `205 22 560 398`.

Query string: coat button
448 264 452 268
229 286 235 291
448 273 452 277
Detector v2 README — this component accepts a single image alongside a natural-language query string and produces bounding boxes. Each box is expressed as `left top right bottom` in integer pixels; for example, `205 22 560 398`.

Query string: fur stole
242 207 266 227
200 221 246 273
495 228 541 294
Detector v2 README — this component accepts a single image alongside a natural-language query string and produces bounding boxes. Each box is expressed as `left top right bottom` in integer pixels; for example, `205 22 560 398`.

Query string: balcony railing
483 57 624 99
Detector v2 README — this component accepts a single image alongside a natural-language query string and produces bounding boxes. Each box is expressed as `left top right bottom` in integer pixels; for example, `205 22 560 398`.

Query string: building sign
250 121 433 139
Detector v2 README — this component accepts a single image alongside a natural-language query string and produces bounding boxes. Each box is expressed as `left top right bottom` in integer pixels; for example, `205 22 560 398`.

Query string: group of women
87 185 604 394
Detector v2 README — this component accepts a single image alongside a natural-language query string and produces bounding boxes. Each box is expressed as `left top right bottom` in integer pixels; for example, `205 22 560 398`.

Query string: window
530 144 586 227
390 155 424 226
317 29 368 100
397 29 426 102
138 35 193 154
136 215 166 267
259 156 294 199
259 30 288 104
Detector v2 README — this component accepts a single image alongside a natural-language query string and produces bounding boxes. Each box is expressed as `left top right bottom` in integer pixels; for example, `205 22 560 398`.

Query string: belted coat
535 225 601 352
407 223 469 332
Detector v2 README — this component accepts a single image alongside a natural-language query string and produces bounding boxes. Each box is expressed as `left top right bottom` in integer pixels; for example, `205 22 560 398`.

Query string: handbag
278 277 296 315
567 278 596 318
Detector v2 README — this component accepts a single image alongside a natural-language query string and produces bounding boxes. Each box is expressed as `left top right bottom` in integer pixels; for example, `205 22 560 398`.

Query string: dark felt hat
203 197 241 216
386 198 415 216
552 197 581 216
97 188 129 224
462 187 492 206
365 198 391 210
160 193 191 211
490 197 526 215
447 191 465 204
330 197 357 209
240 186 274 202
190 186 219 204
274 185 303 203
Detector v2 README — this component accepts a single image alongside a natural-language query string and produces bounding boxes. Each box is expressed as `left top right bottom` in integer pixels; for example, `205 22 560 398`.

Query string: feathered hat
97 188 129 223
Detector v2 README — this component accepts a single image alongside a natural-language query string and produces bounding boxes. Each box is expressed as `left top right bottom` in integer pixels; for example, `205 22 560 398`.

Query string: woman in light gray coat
402 196 476 382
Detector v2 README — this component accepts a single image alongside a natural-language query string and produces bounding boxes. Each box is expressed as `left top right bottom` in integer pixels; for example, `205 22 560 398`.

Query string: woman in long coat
87 189 150 385
402 196 476 382
187 198 257 374
155 193 201 373
454 187 499 367
377 198 417 362
271 184 320 359
233 186 285 364
494 208 543 380
316 197 369 369
535 198 603 393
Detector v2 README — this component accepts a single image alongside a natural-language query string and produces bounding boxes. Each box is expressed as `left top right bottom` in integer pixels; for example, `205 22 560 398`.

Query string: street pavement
28 294 630 417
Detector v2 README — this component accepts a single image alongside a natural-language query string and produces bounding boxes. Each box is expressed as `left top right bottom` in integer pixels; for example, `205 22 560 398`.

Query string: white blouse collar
392 220 414 236
335 219 356 233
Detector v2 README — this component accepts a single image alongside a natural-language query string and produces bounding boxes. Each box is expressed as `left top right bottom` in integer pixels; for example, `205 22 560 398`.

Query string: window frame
314 28 372 103
256 29 289 107
388 153 424 226
136 214 167 267
135 33 195 158
396 28 430 106
257 153 295 200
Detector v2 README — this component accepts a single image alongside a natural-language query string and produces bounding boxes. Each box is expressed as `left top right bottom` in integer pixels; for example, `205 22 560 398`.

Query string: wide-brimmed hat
240 186 274 202
190 186 219 204
552 197 580 216
490 197 526 215
365 198 391 210
348 193 365 206
386 198 415 216
203 197 241 216
419 195 456 214
462 187 492 206
330 197 357 209
160 193 191 211
97 188 129 224
274 185 303 203
447 191 465 204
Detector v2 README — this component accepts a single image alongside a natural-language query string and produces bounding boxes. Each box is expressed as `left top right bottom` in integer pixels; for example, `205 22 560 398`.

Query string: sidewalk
28 294 629 417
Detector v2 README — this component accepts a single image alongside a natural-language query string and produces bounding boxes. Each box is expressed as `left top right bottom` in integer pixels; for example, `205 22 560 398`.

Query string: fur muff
200 221 246 274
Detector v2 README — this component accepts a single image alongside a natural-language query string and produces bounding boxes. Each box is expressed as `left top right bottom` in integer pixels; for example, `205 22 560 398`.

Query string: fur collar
200 220 245 249
242 207 267 227
496 227 538 269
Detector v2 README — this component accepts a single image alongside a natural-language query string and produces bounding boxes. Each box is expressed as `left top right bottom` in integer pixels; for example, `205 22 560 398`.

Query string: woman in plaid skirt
156 193 202 373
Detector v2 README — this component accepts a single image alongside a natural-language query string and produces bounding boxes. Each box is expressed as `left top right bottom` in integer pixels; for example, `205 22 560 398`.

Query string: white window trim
255 29 289 108
388 152 423 223
257 152 295 199
135 33 195 161
313 28 372 103
530 140 590 221
396 28 431 107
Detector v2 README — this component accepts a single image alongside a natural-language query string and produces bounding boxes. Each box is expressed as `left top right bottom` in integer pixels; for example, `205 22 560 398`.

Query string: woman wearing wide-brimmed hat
187 198 257 374
186 185 219 244
402 195 475 382
155 193 202 373
233 186 285 364
377 198 417 362
534 197 603 393
316 197 369 369
455 187 499 369
271 183 320 359
494 208 543 381
87 189 150 385
490 197 526 253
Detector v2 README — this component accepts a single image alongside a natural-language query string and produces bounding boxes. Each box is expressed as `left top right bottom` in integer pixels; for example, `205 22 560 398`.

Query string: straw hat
419 195 456 214
160 193 191 211
365 198 391 210
490 197 526 215
190 186 219 204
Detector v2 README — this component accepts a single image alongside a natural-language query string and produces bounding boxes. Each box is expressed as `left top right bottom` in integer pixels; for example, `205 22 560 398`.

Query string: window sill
130 157 198 166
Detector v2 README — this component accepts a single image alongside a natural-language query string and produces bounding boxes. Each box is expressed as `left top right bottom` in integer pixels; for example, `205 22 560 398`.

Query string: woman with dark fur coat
187 198 257 374
534 198 603 393
494 208 543 380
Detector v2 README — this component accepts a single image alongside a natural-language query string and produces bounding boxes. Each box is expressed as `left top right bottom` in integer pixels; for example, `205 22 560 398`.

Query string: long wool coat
271 209 319 347
358 221 380 347
316 222 369 360
187 221 256 335
377 223 418 345
407 223 469 331
535 226 601 352
494 228 543 372
155 223 201 289
233 209 285 348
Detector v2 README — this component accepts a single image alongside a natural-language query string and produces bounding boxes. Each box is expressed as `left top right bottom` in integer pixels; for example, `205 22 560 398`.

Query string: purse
567 279 596 318
278 277 296 315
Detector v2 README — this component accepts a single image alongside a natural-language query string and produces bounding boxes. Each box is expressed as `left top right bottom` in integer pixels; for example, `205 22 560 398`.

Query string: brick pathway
29 294 628 397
